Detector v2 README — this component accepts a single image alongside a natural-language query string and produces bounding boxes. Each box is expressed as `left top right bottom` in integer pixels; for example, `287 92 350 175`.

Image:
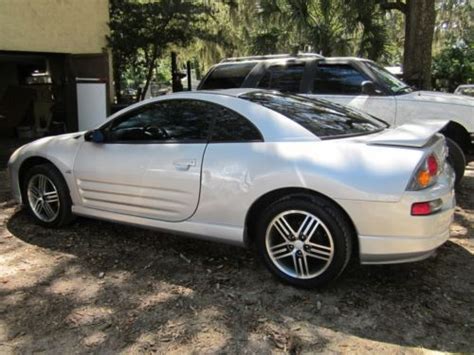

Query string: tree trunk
112 54 122 103
403 0 435 90
141 50 158 101
113 66 122 104
171 51 183 92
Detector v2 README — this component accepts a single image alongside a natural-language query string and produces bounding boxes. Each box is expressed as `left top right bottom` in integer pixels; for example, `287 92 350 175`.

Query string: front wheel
23 164 74 227
256 195 353 288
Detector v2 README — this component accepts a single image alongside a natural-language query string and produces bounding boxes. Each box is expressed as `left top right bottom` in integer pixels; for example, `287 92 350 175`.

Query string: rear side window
163 100 214 140
257 63 305 92
313 64 367 95
240 91 385 138
210 108 262 142
199 62 257 90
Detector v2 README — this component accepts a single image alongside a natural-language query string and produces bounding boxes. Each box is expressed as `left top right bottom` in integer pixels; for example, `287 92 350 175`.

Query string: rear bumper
337 164 455 264
359 214 452 264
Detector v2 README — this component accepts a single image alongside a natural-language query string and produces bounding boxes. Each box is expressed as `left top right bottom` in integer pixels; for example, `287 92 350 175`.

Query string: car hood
9 132 84 163
400 90 474 107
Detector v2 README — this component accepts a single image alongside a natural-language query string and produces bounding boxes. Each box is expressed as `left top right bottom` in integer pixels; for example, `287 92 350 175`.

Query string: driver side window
312 64 368 95
107 106 166 141
104 100 212 143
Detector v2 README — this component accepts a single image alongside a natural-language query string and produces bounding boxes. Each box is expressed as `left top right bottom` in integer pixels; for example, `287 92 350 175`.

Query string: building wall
0 0 109 54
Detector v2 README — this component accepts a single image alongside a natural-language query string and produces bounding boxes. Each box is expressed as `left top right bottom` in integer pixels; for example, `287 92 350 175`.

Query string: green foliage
108 0 211 101
154 57 172 84
342 0 389 60
379 10 404 65
107 0 473 98
434 0 473 55
196 0 395 62
432 37 474 92
253 0 350 56
249 28 282 55
432 4 474 92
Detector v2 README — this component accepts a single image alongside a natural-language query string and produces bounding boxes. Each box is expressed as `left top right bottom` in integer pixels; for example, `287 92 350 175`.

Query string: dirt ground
0 144 473 354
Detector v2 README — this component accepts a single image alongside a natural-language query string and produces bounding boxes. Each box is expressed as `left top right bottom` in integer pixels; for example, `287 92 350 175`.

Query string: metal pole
186 60 192 91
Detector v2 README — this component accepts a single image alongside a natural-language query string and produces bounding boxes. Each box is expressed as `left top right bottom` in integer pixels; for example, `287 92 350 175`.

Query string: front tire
22 164 74 227
256 195 353 288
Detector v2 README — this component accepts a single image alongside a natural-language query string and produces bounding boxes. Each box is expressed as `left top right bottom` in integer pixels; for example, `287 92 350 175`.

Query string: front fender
8 133 84 204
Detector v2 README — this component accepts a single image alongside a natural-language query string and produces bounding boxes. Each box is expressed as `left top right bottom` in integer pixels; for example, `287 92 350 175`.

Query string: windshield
457 87 474 97
365 62 412 95
240 91 387 139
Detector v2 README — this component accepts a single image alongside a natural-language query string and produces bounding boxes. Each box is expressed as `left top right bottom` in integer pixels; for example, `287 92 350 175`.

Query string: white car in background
454 84 474 97
198 54 474 183
8 89 455 288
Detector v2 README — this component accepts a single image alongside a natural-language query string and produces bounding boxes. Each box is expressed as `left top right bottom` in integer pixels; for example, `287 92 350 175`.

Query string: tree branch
141 44 159 101
380 0 407 14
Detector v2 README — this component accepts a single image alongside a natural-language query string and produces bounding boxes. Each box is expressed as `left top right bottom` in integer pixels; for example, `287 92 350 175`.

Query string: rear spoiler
367 120 448 148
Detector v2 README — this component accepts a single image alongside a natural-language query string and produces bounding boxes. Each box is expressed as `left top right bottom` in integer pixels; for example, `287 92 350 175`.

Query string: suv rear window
199 62 257 90
240 91 386 138
257 63 305 92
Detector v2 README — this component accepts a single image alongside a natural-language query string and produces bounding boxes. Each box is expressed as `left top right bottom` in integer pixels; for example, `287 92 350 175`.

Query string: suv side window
199 62 257 90
257 63 305 92
210 107 263 142
313 64 367 95
105 100 212 142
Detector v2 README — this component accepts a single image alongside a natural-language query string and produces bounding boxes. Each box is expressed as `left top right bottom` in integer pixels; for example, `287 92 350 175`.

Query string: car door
196 101 265 225
305 62 397 125
72 99 212 222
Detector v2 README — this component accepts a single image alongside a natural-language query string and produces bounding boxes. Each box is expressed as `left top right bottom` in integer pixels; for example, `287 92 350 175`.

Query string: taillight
411 199 443 216
427 155 438 175
408 154 439 190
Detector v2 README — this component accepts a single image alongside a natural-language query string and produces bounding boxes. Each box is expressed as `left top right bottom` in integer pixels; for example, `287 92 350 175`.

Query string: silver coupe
8 89 455 287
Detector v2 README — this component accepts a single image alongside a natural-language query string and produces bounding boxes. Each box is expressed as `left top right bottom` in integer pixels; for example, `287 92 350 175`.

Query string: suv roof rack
220 52 324 63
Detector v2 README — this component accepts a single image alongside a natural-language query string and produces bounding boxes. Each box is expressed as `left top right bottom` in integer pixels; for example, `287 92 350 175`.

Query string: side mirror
361 80 378 95
85 129 105 143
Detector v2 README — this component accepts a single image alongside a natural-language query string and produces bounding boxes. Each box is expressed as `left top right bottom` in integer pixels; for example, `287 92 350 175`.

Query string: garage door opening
0 52 71 141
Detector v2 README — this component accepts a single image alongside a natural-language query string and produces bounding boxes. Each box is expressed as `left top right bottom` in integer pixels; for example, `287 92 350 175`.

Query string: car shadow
3 206 473 353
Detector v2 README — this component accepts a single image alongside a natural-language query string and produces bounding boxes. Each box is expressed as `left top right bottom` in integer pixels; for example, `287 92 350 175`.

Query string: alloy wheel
27 174 60 222
265 210 334 279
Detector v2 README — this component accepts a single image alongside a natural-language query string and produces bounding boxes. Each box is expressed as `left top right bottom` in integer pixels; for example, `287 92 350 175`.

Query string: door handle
173 159 196 170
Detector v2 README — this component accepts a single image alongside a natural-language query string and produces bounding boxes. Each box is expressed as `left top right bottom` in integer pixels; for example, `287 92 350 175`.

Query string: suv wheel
446 137 466 187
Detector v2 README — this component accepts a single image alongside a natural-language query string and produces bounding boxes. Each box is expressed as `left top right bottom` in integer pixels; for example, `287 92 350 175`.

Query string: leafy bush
432 39 474 92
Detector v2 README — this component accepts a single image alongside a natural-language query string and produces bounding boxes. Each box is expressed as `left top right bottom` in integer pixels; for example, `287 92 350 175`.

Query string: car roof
322 57 369 62
216 55 371 66
220 53 323 63
170 88 260 98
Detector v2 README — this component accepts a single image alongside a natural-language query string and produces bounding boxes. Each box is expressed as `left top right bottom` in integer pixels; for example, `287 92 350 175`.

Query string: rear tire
446 137 466 187
22 164 74 227
255 194 353 288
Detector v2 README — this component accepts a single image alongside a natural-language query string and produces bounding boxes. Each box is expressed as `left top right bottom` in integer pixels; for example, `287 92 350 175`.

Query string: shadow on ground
3 205 473 353
0 155 473 353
